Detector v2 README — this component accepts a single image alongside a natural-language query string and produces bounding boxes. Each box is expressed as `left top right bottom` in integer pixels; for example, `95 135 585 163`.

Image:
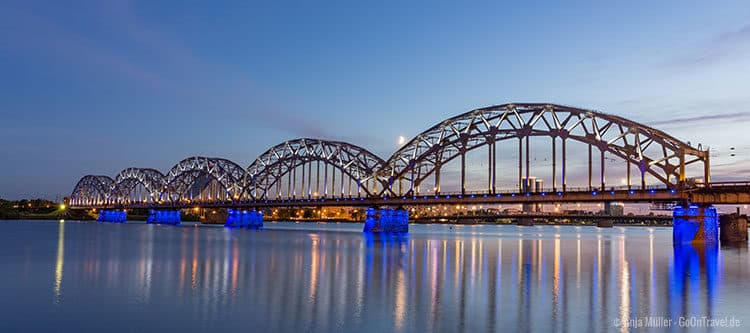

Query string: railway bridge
69 103 749 242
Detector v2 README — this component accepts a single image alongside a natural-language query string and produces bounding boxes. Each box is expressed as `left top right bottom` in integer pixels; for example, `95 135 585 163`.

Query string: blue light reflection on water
0 221 748 332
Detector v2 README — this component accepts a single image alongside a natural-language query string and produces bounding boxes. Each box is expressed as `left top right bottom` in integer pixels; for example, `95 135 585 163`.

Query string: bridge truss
379 103 709 196
70 103 711 208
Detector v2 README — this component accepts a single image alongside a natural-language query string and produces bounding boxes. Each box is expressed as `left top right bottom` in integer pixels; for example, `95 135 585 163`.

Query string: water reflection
670 242 720 323
53 221 64 304
0 222 746 332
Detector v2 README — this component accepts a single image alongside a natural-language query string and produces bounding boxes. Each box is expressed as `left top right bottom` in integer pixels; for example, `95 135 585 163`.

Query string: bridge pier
719 212 748 243
98 209 127 223
225 209 264 229
673 204 718 244
363 207 408 233
147 209 181 225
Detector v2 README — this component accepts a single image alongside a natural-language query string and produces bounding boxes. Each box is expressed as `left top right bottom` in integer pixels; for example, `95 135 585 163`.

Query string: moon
398 136 406 145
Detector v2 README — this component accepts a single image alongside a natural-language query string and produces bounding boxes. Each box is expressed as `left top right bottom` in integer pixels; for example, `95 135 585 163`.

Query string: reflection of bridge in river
47 222 729 332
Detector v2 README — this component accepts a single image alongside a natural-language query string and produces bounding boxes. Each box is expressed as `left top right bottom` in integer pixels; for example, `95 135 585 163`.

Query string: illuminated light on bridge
68 103 750 239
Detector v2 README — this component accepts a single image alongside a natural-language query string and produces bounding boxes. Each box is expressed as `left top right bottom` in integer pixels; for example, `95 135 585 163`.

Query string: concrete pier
363 207 408 233
673 204 718 244
147 209 181 225
225 209 263 229
98 210 127 223
719 213 749 243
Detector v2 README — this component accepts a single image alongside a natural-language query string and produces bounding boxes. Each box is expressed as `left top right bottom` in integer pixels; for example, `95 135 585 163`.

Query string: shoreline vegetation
0 198 72 220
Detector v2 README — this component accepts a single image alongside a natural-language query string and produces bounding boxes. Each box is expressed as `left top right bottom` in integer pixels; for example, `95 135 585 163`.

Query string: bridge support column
147 209 181 226
98 209 127 223
225 209 263 229
673 204 718 244
363 207 408 233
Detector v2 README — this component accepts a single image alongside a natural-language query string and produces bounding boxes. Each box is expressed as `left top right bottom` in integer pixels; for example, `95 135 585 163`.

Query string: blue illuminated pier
363 207 408 233
147 210 181 225
672 204 718 244
225 209 264 229
98 210 127 223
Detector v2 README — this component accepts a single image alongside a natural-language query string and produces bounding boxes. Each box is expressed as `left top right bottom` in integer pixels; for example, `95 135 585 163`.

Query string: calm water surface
1 220 748 332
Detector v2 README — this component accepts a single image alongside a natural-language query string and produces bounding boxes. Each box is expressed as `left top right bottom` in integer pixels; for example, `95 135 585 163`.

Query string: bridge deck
73 188 688 209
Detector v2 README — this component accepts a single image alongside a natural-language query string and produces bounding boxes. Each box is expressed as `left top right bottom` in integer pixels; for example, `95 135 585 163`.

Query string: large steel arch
70 175 115 206
245 138 386 199
112 168 167 203
379 103 710 196
166 157 245 201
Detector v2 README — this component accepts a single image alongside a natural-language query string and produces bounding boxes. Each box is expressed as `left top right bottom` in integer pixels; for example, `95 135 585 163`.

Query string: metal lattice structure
69 103 712 208
165 157 246 201
245 138 386 199
380 103 709 196
70 175 115 206
112 168 167 204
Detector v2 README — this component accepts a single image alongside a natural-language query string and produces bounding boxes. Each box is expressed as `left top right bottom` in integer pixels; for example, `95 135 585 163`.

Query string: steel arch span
70 175 115 206
245 138 386 200
69 102 716 209
112 168 167 204
166 157 246 202
379 103 709 196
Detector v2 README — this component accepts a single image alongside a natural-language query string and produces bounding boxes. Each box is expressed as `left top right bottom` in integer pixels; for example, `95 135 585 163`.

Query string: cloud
647 112 750 127
668 23 750 69
706 160 750 181
100 0 207 77
252 105 338 139
105 1 353 141
0 5 168 89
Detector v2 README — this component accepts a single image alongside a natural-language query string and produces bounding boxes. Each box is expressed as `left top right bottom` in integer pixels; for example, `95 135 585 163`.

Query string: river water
0 220 747 332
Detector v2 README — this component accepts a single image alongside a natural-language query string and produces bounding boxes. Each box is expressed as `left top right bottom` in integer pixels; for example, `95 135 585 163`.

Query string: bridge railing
428 185 670 197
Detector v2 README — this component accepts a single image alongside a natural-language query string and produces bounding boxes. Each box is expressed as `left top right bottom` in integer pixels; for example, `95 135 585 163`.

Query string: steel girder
166 157 246 201
70 175 115 206
244 138 386 199
379 103 709 195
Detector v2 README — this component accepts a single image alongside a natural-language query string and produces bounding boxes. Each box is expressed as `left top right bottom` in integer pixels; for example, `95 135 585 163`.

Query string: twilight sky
1 0 750 199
